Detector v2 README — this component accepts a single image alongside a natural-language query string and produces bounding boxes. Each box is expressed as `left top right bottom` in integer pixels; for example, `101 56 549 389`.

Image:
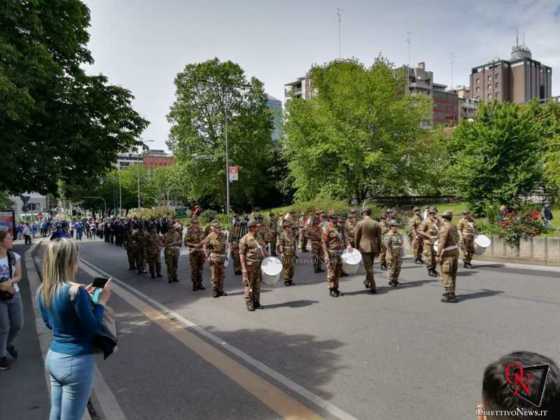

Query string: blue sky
83 0 560 151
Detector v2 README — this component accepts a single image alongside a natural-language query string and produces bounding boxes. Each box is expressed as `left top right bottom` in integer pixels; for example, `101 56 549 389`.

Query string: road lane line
80 258 358 420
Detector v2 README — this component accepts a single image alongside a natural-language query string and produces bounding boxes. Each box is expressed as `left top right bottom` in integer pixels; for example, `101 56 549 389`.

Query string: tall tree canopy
449 101 546 211
167 58 276 210
0 0 148 194
283 58 432 202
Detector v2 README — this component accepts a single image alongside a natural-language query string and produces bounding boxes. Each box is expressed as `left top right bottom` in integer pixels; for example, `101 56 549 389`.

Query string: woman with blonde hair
0 229 23 370
37 238 112 420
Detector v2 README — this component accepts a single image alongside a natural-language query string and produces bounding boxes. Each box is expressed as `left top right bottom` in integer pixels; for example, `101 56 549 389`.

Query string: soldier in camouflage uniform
125 223 137 271
408 207 424 265
184 217 206 291
306 215 324 273
277 219 297 286
133 224 147 275
145 227 163 279
322 214 345 297
437 211 460 303
378 210 391 270
230 214 243 275
299 212 309 253
203 220 228 297
163 222 182 283
384 220 403 287
240 220 267 311
457 211 476 268
419 207 440 277
269 212 278 256
345 209 358 249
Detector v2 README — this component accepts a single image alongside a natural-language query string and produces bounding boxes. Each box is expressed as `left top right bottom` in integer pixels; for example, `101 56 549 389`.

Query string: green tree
449 101 545 211
283 58 432 202
0 0 148 195
537 101 560 195
167 58 274 210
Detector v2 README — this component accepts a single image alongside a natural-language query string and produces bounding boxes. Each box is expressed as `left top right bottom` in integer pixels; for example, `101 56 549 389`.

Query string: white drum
474 234 491 255
341 248 362 275
433 240 439 253
261 257 283 286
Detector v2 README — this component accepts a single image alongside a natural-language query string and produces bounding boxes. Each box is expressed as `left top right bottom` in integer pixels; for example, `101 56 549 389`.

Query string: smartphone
92 277 110 289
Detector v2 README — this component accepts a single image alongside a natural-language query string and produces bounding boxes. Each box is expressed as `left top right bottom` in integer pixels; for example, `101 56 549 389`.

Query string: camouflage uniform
185 221 206 290
379 218 389 269
203 226 228 296
163 227 182 283
408 209 424 264
344 213 358 248
230 218 244 275
457 214 476 267
322 220 344 296
437 213 460 302
384 225 403 286
277 224 296 285
419 212 440 277
306 219 324 273
299 214 308 252
132 228 146 274
239 228 266 310
269 214 278 256
124 225 136 270
145 230 162 278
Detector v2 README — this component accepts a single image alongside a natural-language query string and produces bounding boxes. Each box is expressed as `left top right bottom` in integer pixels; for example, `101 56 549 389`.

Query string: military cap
282 219 291 227
442 210 453 220
256 214 263 221
428 207 437 214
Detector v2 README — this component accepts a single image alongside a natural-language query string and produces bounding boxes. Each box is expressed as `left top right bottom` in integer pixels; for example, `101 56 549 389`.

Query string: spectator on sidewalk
542 203 553 228
22 223 32 245
0 230 23 371
38 238 112 420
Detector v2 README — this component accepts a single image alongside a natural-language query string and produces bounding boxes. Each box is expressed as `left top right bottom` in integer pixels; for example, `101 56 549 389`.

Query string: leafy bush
493 206 549 247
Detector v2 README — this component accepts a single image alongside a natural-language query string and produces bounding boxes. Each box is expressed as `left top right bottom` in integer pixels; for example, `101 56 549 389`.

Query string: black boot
369 287 377 294
329 288 336 297
213 289 220 298
284 280 290 287
333 288 341 297
247 300 255 311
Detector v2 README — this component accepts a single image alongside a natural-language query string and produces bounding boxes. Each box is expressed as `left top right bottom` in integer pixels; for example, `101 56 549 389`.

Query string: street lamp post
224 101 230 219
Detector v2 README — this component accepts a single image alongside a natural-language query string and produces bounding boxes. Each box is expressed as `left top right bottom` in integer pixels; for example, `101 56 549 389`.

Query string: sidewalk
0 244 50 420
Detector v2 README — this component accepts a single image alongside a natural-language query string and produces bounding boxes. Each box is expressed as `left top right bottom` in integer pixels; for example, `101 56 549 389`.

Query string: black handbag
0 252 16 301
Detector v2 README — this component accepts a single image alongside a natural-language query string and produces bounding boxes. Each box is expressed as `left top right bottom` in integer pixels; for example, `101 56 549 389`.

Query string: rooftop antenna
406 32 412 67
450 52 455 90
516 27 519 47
337 8 343 58
522 31 526 46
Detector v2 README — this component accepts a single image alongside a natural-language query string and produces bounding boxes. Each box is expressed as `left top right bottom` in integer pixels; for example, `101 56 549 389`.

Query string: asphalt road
58 240 560 419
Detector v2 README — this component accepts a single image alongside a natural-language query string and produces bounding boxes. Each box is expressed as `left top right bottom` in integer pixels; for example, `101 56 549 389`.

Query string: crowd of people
85 205 482 310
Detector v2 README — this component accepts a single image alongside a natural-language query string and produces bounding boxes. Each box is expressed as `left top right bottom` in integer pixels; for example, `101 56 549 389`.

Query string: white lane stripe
80 258 358 420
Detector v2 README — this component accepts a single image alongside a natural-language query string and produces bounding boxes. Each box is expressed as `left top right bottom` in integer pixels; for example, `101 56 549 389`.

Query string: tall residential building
266 95 283 142
284 75 314 103
469 41 552 104
450 86 479 121
401 62 458 127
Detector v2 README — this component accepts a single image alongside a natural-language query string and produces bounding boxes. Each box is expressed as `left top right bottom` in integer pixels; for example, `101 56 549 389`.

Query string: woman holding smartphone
37 238 112 420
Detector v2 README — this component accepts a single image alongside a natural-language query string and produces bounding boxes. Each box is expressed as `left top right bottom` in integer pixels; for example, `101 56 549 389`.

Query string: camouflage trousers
387 253 401 282
282 254 295 282
440 250 459 294
361 252 376 289
210 258 225 292
146 254 161 278
243 264 262 304
126 247 136 270
423 241 437 271
134 250 145 273
311 244 323 272
300 231 309 252
326 253 342 289
379 244 387 266
189 251 205 287
231 243 242 274
461 236 475 264
164 248 179 282
410 235 423 259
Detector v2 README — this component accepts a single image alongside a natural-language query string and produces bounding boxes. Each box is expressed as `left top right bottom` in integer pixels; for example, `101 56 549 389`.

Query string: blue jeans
46 350 95 420
0 292 24 358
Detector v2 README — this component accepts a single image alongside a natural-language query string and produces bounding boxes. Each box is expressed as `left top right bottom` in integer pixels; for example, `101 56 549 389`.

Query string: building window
476 87 480 93
488 75 492 81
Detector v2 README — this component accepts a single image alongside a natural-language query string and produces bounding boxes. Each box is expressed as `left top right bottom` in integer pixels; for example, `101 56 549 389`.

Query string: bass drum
261 257 283 286
474 234 491 255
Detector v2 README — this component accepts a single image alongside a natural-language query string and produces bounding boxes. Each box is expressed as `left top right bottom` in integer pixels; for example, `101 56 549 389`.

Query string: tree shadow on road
204 326 347 400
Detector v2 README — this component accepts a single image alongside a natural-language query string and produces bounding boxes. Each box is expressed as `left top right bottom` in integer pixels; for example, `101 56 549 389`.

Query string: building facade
470 42 552 104
284 75 314 102
143 150 176 169
267 95 283 142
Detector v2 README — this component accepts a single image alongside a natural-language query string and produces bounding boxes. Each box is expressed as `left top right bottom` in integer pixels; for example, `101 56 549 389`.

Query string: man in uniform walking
163 222 182 283
184 217 206 291
385 220 403 287
306 214 324 273
145 226 163 279
240 220 267 311
408 207 424 264
203 221 228 297
277 219 297 286
355 208 382 293
133 224 147 275
437 211 460 303
457 211 476 268
419 207 440 277
322 214 345 297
